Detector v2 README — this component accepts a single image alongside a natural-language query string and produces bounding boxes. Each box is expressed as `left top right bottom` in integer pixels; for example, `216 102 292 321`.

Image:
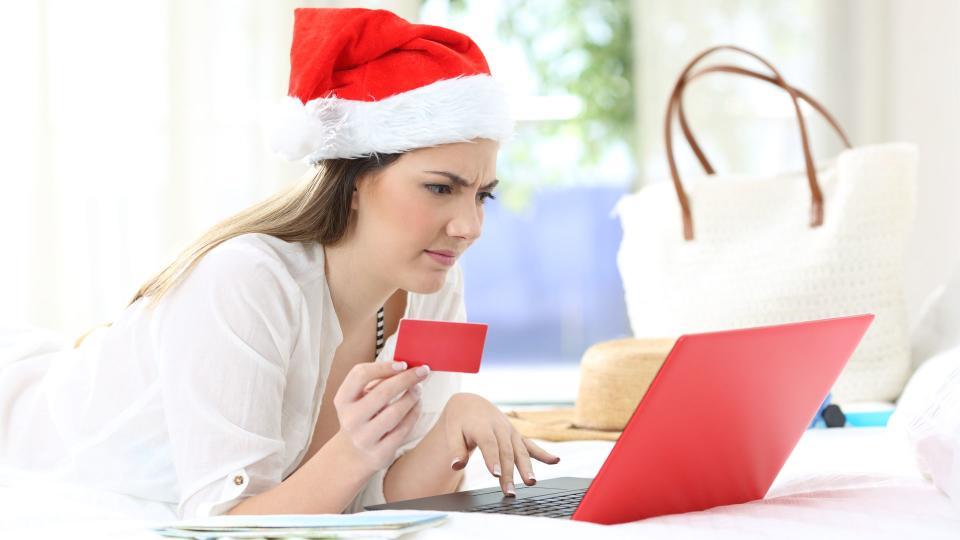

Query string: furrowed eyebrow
424 170 499 191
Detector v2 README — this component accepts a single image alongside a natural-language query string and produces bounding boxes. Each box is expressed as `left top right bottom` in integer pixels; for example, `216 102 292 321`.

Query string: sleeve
149 240 305 518
343 264 468 513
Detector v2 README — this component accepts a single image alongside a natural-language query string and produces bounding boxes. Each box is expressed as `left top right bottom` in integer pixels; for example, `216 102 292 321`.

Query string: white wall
823 0 960 326
887 1 960 326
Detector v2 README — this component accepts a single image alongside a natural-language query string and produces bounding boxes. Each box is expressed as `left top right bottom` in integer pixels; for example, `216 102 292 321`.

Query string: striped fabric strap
375 306 385 360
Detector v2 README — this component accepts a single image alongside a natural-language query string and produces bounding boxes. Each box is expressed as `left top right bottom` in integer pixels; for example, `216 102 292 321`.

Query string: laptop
366 314 874 524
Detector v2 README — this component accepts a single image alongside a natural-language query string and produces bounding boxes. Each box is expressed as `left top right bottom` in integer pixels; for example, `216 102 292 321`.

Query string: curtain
0 0 418 337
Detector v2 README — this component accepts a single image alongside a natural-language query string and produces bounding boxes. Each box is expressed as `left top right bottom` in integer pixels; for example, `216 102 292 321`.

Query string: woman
0 8 559 519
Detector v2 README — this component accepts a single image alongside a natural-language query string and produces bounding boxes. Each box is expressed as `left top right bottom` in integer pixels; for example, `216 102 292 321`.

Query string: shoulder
160 234 319 317
150 235 313 361
182 233 327 295
209 233 324 283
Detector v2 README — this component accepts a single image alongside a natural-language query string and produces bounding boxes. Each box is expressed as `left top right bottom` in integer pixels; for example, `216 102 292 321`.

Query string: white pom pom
267 96 343 162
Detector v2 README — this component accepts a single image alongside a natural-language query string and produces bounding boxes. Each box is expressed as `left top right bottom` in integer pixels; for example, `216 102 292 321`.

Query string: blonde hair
129 153 402 308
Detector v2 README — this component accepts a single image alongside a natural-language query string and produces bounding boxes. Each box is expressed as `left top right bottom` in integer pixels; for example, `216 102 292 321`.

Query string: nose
446 197 483 242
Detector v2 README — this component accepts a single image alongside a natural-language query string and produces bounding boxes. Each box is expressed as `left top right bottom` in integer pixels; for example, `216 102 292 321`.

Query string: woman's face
351 139 499 294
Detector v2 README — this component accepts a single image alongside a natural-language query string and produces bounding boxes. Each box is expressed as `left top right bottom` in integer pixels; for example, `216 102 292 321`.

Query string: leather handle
663 46 840 241
677 65 852 172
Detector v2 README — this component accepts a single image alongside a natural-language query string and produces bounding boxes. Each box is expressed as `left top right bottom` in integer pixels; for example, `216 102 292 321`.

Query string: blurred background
1 0 958 403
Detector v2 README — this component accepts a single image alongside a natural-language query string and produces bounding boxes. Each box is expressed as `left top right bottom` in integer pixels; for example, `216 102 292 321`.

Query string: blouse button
233 475 245 486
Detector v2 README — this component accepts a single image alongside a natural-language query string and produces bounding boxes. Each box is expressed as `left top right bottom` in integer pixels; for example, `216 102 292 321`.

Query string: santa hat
268 8 513 164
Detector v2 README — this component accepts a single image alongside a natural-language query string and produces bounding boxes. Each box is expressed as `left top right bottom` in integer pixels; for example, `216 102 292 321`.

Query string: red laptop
367 314 874 524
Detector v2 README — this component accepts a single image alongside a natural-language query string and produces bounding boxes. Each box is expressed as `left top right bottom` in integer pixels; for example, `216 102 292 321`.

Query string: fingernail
505 484 516 497
492 463 501 477
527 472 536 482
415 365 430 377
451 458 463 470
412 383 423 396
392 361 406 371
553 457 561 464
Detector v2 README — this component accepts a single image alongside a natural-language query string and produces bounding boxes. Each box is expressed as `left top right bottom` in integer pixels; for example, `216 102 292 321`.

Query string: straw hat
507 337 676 442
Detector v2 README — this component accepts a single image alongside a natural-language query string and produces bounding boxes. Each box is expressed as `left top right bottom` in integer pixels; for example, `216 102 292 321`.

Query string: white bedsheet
1 428 956 539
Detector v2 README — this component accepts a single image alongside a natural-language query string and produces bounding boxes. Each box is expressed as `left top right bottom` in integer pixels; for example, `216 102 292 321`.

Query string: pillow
890 347 960 432
893 345 960 511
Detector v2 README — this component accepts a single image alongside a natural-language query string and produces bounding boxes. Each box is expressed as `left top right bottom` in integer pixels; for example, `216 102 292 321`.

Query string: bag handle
677 65 853 172
664 45 846 241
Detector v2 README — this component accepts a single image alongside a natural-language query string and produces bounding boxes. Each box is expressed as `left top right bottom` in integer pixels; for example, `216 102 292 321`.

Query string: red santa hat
268 8 513 164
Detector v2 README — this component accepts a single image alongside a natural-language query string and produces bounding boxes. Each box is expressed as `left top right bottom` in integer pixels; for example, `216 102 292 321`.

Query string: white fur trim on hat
267 75 513 163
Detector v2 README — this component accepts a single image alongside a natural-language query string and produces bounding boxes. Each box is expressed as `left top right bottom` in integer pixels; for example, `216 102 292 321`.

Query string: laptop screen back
572 314 874 524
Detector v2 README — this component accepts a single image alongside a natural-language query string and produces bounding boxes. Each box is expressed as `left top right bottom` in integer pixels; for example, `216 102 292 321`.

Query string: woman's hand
333 361 430 472
442 393 560 496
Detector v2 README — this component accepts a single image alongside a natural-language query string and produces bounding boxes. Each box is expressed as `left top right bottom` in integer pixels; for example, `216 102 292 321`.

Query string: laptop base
365 476 591 518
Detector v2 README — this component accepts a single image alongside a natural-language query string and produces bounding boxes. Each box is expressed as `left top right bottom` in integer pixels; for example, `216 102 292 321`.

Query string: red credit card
392 319 487 373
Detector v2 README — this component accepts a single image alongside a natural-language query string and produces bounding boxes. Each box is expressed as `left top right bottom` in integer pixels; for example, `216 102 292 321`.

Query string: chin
403 269 449 295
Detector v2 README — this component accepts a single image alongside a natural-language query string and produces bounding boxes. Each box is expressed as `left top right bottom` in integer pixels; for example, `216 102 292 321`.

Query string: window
420 0 635 402
420 0 829 403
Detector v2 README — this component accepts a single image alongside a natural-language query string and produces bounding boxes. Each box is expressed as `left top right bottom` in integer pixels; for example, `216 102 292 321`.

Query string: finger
338 361 408 404
364 383 423 441
378 400 422 450
512 432 536 486
493 426 516 496
474 431 502 480
447 417 470 471
355 365 429 420
362 378 385 395
524 438 561 465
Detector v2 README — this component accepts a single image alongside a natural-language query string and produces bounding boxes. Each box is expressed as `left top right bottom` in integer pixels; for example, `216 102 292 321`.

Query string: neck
323 239 395 338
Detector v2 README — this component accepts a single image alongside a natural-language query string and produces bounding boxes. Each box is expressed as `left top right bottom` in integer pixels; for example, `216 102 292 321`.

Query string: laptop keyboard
466 490 585 518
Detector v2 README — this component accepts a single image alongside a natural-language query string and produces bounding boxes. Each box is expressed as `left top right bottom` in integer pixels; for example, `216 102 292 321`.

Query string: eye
478 192 497 205
425 184 453 195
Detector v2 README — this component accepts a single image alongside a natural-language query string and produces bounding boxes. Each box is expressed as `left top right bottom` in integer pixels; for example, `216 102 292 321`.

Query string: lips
426 249 456 257
425 249 457 266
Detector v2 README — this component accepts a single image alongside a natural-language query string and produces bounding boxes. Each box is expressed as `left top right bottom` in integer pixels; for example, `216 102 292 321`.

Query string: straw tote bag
615 46 917 402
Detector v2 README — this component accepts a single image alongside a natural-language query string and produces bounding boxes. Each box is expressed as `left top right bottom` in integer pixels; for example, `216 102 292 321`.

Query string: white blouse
0 233 465 518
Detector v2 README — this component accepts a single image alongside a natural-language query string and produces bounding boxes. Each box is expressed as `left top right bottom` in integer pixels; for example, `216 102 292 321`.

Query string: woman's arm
383 393 561 502
227 361 428 515
226 431 375 515
382 406 467 502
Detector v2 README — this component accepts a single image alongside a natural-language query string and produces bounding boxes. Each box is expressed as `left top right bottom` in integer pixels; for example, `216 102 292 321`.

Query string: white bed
1 426 956 539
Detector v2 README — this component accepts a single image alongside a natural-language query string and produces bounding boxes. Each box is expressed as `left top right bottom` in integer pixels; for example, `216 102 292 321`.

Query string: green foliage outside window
495 0 635 167
431 0 636 210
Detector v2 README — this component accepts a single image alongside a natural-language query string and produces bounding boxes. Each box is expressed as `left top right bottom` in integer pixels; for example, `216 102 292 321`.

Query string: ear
351 171 376 211
351 172 369 211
